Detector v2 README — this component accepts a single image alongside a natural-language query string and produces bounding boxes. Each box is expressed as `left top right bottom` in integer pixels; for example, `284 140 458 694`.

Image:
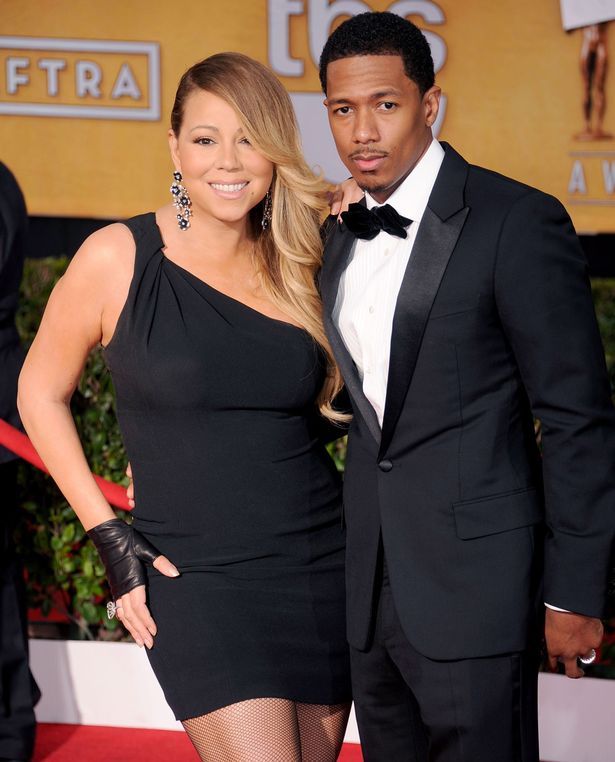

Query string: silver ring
106 601 117 620
579 648 597 665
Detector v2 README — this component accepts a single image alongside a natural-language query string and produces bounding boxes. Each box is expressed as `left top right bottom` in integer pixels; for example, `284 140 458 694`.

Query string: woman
18 53 352 761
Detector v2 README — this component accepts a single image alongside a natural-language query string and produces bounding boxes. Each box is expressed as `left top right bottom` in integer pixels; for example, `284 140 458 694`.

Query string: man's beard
358 180 389 196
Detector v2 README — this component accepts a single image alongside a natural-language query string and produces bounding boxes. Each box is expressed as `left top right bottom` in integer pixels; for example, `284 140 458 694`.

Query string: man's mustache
348 149 389 159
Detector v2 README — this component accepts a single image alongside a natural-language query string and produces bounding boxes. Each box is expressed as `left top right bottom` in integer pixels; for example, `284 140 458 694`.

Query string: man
319 12 615 761
0 162 40 762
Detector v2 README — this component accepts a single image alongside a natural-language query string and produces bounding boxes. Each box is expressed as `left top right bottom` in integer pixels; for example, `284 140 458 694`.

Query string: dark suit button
378 459 393 472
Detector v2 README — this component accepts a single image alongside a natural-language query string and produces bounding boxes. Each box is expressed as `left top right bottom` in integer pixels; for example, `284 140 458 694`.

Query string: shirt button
384 248 390 256
368 305 375 314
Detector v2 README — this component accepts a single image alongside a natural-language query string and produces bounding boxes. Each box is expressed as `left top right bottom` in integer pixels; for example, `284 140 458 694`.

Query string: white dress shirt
333 138 444 426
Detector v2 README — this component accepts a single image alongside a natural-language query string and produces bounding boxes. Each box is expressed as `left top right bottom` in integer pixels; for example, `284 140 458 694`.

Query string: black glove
87 518 161 600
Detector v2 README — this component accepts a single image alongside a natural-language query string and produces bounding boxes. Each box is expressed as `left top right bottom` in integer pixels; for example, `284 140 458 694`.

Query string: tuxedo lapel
379 144 470 458
321 217 381 444
320 216 354 311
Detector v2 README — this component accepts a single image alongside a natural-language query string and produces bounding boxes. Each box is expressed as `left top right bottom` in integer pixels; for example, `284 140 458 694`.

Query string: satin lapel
321 218 381 444
320 217 354 312
379 178 470 459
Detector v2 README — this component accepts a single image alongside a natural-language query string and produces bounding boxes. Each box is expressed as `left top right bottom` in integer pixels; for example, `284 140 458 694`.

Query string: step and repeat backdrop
1 0 615 232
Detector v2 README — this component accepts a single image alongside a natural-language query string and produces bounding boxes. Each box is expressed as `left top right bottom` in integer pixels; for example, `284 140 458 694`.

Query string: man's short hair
319 11 435 96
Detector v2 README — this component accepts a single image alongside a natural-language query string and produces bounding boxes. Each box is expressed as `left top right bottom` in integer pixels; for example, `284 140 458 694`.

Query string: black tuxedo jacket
321 143 615 659
0 162 27 463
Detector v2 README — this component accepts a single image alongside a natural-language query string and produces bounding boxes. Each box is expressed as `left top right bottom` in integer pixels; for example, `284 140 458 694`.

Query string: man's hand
545 608 603 678
126 462 135 509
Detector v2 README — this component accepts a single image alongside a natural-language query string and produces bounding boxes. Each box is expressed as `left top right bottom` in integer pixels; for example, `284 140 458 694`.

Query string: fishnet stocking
182 698 351 762
296 702 351 762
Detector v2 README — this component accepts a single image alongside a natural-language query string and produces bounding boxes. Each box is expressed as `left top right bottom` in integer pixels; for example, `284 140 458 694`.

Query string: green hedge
13 258 615 675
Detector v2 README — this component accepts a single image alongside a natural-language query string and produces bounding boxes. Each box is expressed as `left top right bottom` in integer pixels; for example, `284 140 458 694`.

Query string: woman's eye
239 137 252 146
194 137 214 145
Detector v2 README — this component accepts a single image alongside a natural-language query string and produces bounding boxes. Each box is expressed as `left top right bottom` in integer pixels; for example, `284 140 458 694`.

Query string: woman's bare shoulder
74 222 135 267
61 222 135 289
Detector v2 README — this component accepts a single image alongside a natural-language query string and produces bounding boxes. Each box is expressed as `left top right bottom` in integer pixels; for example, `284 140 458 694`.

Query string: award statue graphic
560 0 615 141
575 22 612 141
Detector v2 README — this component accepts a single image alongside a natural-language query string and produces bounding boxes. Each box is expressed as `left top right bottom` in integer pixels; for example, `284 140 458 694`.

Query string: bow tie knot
341 202 412 240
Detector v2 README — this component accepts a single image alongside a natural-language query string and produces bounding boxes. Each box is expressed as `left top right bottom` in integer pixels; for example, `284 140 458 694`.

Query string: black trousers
0 461 39 761
350 557 539 762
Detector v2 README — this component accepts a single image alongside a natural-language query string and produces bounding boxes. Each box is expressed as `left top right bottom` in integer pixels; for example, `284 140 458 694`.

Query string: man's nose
352 109 379 144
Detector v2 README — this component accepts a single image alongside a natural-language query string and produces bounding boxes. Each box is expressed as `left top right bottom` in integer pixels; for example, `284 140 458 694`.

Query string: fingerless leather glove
87 518 161 600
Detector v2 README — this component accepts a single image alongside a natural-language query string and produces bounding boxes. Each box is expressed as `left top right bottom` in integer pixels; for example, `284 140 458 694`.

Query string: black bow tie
341 202 412 240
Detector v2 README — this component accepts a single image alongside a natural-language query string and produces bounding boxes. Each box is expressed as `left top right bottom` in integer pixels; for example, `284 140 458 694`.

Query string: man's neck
367 137 435 205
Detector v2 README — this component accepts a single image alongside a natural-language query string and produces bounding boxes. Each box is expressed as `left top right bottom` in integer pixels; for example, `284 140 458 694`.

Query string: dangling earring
170 170 192 231
261 189 272 231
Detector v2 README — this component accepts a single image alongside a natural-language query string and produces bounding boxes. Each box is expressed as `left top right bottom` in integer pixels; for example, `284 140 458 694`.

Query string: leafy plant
326 435 347 471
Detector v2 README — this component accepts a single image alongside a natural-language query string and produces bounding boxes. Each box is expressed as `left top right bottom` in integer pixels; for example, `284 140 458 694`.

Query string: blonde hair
171 52 347 423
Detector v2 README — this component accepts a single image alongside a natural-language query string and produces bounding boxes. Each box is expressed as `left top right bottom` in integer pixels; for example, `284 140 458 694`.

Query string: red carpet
33 723 364 761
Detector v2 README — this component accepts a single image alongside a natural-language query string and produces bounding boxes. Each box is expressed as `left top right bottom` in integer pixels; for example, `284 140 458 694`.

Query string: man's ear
423 86 441 128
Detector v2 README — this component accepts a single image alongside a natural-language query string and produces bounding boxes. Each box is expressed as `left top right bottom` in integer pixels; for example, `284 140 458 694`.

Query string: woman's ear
168 129 180 172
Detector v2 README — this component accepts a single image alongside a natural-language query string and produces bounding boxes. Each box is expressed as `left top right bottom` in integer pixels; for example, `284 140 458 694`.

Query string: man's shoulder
320 214 338 243
463 159 560 217
453 157 572 238
441 142 542 200
467 161 538 198
321 215 345 263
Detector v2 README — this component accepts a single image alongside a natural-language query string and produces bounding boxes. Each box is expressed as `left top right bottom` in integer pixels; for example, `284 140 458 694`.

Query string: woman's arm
18 224 178 648
18 227 122 526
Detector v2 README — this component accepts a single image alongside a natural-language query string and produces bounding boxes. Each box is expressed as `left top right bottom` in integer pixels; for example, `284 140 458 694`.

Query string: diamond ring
578 648 597 665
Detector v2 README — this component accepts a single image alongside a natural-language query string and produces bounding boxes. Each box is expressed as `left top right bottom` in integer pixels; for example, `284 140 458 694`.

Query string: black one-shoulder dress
103 213 351 720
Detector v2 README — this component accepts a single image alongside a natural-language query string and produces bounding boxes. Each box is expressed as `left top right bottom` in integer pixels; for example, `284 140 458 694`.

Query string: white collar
365 138 444 223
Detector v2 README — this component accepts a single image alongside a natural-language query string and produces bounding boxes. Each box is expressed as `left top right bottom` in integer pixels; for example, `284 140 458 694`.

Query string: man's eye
380 102 396 111
335 106 352 115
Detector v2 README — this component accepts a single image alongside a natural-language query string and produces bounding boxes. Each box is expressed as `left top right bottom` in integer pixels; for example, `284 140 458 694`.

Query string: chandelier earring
261 189 272 231
170 170 192 231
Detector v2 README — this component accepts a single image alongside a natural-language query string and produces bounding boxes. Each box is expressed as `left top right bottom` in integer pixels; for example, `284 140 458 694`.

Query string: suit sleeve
494 189 615 618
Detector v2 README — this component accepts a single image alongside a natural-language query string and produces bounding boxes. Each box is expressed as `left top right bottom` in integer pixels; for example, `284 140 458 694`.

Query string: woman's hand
88 518 179 648
114 553 178 649
328 177 363 218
